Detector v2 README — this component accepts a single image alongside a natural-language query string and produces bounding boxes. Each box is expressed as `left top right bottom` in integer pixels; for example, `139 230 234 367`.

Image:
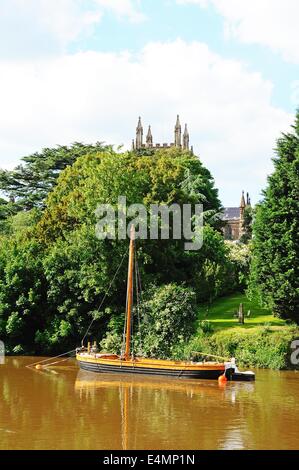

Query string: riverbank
176 293 299 370
180 325 298 369
3 292 298 370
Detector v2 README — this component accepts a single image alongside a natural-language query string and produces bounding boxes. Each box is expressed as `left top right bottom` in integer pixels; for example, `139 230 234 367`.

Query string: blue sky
0 0 298 206
72 0 297 113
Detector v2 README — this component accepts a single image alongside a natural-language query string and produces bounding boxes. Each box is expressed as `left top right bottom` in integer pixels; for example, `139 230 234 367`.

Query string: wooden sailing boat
76 227 255 382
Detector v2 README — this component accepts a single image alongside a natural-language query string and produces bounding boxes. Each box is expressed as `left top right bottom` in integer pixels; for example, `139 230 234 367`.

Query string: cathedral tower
246 192 251 206
146 125 153 148
174 115 182 148
136 117 143 150
239 191 246 237
132 116 191 151
183 124 190 150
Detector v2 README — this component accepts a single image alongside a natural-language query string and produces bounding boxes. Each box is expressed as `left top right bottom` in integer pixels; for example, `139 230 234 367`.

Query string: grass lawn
198 293 286 330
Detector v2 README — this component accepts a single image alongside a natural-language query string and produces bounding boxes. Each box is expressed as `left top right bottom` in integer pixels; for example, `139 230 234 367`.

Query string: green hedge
176 325 299 370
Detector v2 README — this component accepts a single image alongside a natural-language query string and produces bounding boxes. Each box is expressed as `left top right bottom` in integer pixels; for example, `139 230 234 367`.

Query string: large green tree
249 113 299 322
0 142 109 211
0 198 12 231
0 234 47 354
36 147 231 300
0 147 238 353
240 206 254 244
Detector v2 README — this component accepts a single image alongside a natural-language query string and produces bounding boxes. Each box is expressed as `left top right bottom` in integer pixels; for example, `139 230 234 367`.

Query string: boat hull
77 360 226 380
76 355 227 380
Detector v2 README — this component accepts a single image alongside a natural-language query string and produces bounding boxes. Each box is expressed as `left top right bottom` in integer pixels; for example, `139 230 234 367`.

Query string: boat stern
225 358 255 382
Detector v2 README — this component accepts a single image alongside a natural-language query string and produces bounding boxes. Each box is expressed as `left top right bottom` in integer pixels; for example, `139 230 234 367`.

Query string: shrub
136 284 197 359
175 323 299 370
198 320 214 334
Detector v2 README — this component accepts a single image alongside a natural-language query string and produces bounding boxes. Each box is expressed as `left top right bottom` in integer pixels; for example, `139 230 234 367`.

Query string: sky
0 0 298 206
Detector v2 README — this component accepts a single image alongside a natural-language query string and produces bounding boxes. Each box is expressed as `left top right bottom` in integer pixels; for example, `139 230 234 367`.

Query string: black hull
77 360 225 380
230 372 255 382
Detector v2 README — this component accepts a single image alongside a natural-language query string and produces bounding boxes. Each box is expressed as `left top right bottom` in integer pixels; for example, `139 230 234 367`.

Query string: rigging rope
191 351 229 361
81 250 128 346
26 349 77 369
38 357 72 369
26 247 127 370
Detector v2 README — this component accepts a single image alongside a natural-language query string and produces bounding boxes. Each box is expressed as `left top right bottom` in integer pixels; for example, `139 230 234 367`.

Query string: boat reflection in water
75 370 255 397
75 370 255 450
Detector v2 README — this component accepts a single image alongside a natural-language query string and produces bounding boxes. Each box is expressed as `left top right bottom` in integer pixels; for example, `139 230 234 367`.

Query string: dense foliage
101 284 197 359
249 113 299 323
240 206 253 244
226 241 251 290
0 146 244 354
136 284 197 358
178 325 298 370
0 198 12 232
0 142 109 211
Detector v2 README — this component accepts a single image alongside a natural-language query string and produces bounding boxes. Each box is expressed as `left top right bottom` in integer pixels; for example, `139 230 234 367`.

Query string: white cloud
95 0 146 23
0 0 145 57
38 0 103 45
0 39 292 205
177 0 299 64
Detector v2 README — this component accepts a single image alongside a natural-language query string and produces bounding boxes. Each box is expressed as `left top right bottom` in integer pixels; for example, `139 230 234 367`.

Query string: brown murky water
0 357 299 450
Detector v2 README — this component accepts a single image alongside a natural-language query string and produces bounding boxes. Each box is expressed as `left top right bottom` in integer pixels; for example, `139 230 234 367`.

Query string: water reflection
75 371 255 450
75 370 255 398
1 358 299 450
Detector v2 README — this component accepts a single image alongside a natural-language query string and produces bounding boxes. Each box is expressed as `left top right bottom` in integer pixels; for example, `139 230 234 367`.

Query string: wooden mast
124 225 135 361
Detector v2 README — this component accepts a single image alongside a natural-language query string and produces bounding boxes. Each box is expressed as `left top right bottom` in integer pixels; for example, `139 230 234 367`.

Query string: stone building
132 115 193 152
222 191 251 241
132 117 250 242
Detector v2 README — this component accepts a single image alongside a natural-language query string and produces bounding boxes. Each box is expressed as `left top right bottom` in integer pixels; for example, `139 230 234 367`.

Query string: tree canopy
0 142 109 211
0 147 241 354
249 112 299 322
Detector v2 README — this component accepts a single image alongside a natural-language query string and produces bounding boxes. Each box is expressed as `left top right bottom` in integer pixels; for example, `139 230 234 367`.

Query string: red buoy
218 373 227 385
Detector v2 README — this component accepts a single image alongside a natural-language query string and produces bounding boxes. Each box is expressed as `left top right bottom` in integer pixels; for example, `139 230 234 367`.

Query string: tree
240 206 254 244
225 241 251 290
0 142 109 211
0 235 47 354
0 198 11 232
36 148 229 300
37 147 222 240
249 112 299 322
0 198 22 234
136 284 197 359
101 283 197 359
0 147 238 353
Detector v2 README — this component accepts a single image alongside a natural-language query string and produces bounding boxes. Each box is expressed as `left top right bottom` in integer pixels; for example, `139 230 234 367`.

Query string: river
0 357 299 450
